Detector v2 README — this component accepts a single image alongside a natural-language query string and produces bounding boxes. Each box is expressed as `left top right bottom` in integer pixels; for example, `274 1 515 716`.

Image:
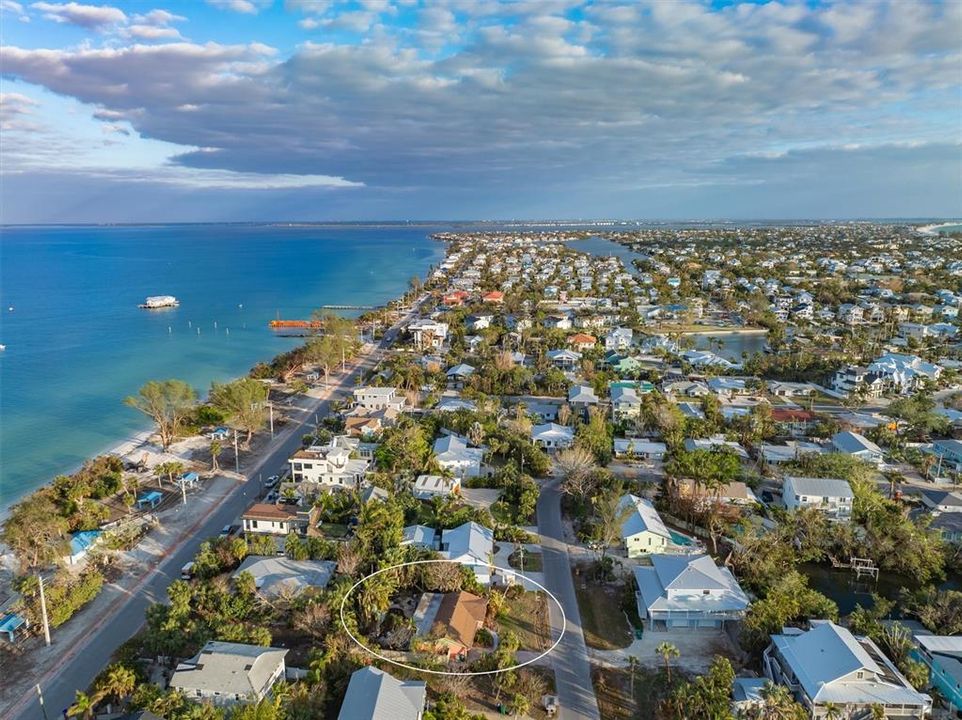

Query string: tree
626 655 640 701
509 692 530 719
93 663 137 708
556 446 598 502
1 493 69 570
575 407 613 464
590 484 632 567
209 378 269 445
656 641 680 683
210 439 222 472
742 571 838 653
124 379 197 450
67 691 95 719
305 335 340 384
154 460 185 490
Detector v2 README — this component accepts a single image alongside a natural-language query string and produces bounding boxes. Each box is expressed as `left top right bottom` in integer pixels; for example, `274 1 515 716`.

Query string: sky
0 0 960 223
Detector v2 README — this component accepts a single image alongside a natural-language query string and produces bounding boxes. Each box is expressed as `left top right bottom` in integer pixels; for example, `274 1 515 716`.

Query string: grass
497 589 551 651
509 549 543 573
574 578 633 650
318 522 351 538
593 665 683 720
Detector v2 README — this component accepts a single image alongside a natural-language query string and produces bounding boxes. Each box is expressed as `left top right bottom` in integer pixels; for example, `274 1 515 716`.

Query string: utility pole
35 684 50 720
180 478 187 505
269 402 274 439
37 574 51 647
234 428 240 474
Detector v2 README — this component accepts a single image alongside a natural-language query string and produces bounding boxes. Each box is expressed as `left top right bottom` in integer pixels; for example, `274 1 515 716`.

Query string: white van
180 561 195 580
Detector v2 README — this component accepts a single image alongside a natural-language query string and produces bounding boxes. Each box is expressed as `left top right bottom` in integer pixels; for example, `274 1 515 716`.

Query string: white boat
139 295 180 309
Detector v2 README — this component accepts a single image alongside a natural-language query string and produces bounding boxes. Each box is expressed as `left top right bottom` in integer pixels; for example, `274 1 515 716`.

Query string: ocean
0 224 447 509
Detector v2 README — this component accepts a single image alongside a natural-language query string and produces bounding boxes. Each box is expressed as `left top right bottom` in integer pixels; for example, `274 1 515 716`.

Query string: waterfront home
288 444 369 490
920 489 962 513
338 666 427 720
910 634 962 713
613 438 667 461
633 554 749 631
67 530 102 566
232 556 335 598
353 386 404 412
414 591 487 661
610 385 642 421
531 422 575 450
681 349 735 369
242 503 319 537
433 434 483 478
413 474 461 500
547 349 582 369
831 431 884 466
401 524 438 551
170 641 288 706
440 521 494 585
762 621 930 719
867 353 942 394
767 381 816 398
567 384 599 410
783 476 853 520
407 319 449 349
568 333 597 351
932 439 962 473
831 365 886 398
619 494 673 558
707 377 749 397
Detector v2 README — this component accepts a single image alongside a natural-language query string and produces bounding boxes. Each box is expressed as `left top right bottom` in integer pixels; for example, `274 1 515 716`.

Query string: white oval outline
338 558 566 676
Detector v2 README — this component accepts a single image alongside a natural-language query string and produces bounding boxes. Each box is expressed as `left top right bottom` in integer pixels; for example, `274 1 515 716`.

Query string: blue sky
1 0 959 222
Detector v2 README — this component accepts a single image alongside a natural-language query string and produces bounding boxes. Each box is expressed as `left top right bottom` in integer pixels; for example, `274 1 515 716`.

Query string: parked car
265 475 280 489
180 561 195 580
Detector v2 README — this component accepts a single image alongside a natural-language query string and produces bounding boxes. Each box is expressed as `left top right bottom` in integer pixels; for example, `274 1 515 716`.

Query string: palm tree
210 439 222 472
510 692 530 719
869 704 885 720
94 663 137 709
625 655 640 700
67 691 95 719
823 702 843 720
656 641 680 683
154 460 185 490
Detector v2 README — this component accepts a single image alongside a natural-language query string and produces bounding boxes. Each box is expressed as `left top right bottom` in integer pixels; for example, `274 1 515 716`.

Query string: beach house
433 434 484 478
412 474 461 500
353 386 405 412
610 384 642 421
634 554 749 630
619 494 673 557
831 431 885 466
439 521 494 585
337 667 427 720
170 641 288 706
530 422 575 450
414 591 488 661
241 503 319 537
783 476 854 520
910 634 962 713
231 556 335 598
288 443 369 491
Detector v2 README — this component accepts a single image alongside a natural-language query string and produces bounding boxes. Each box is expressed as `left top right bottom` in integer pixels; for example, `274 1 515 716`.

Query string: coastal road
536 480 601 720
8 298 425 720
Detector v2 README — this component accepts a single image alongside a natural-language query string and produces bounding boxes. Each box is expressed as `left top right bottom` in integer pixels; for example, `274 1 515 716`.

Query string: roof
784 476 853 499
531 422 574 441
337 666 426 720
832 431 883 456
70 530 102 556
171 641 287 698
634 554 749 615
771 408 816 422
441 521 493 564
619 494 672 541
432 591 487 648
402 524 437 547
232 556 335 597
242 503 298 522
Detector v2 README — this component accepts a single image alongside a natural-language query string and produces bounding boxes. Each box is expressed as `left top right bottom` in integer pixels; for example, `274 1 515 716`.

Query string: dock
317 304 376 310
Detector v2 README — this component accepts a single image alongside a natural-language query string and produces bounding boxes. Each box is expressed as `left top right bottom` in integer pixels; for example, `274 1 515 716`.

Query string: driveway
5 297 428 720
536 480 600 720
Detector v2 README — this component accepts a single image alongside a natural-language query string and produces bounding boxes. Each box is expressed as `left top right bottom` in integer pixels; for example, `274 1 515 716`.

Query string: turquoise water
669 530 693 546
0 224 447 508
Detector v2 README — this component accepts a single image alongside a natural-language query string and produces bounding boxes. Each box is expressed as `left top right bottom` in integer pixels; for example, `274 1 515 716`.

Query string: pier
317 304 376 310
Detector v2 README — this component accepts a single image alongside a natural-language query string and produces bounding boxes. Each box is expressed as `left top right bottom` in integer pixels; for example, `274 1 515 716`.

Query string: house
568 333 597 351
759 441 825 465
831 365 886 398
763 621 930 719
353 386 404 411
170 641 288 706
543 314 572 330
605 327 633 352
433 434 484 478
232 556 335 598
634 554 749 630
831 431 884 466
707 377 748 397
465 314 493 331
783 476 853 520
930 512 962 544
911 634 962 712
413 474 461 500
676 479 757 507
663 380 710 398
407 319 449 349
445 363 476 384
415 591 488 661
546 349 581 369
767 381 816 398
344 414 382 438
619 494 673 557
242 503 319 536
441 290 469 307
531 422 575 450
440 521 494 585
337 666 427 720
481 290 504 304
606 354 644 376
867 353 942 394
684 436 750 460
289 444 369 490
360 486 389 504
613 439 667 461
434 396 477 413
401 524 438 551
67 530 102 566
610 385 642 421
567 384 599 409
920 489 962 513
770 408 818 436
932 439 962 473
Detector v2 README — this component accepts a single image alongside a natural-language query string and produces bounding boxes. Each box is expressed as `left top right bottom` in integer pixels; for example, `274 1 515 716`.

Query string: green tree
209 378 269 446
1 493 69 570
155 460 185 490
742 571 838 653
93 663 137 708
124 379 197 450
656 641 680 683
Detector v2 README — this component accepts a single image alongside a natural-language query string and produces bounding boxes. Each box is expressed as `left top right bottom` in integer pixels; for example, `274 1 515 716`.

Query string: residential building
170 641 288 706
433 434 484 478
414 591 487 661
440 521 494 585
547 349 582 369
401 524 438 551
763 621 930 719
353 386 404 411
911 634 962 713
619 494 673 557
337 666 427 720
783 476 853 520
413 474 461 500
932 439 962 473
676 479 757 506
920 489 962 513
531 422 575 450
605 327 633 352
684 435 750 460
831 431 884 465
232 556 335 598
407 319 449 349
634 554 749 630
613 438 667 461
568 333 597 351
610 385 642 420
242 503 319 536
288 444 369 490
567 384 599 409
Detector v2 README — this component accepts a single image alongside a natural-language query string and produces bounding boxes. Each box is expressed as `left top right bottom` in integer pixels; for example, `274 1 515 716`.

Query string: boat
139 295 180 309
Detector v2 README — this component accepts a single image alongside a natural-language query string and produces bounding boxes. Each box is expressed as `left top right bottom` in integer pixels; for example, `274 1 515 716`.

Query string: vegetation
124 379 198 450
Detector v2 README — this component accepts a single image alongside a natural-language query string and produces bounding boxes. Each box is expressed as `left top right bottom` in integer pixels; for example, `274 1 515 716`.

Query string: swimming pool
669 530 694 546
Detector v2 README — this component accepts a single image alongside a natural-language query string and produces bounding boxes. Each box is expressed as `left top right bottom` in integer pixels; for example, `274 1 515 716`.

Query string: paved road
9 300 423 720
536 480 601 720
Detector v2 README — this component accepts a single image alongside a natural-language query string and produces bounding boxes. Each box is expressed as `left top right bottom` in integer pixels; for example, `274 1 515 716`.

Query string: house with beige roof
170 641 288 706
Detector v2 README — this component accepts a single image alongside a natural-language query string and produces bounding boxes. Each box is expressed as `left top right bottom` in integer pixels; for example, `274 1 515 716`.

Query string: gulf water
0 224 447 508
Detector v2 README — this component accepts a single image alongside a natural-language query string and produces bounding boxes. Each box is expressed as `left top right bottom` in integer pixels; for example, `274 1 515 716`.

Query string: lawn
593 665 683 720
509 549 543 573
497 589 551 651
574 577 633 650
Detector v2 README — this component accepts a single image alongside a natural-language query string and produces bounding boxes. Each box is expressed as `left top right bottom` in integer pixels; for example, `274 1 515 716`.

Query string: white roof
784 476 853 499
441 521 493 564
232 556 335 597
402 524 436 547
613 438 666 454
414 474 459 493
832 431 883 456
531 422 574 442
337 667 426 720
354 386 396 397
619 494 672 541
634 554 749 614
171 641 287 698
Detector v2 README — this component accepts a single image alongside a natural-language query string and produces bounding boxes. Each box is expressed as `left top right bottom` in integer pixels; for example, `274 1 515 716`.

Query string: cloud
1 0 30 21
71 165 364 189
206 0 272 14
2 0 960 221
0 92 40 130
31 1 126 28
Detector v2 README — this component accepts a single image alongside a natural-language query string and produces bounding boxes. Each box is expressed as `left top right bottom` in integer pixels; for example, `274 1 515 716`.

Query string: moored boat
139 295 180 309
